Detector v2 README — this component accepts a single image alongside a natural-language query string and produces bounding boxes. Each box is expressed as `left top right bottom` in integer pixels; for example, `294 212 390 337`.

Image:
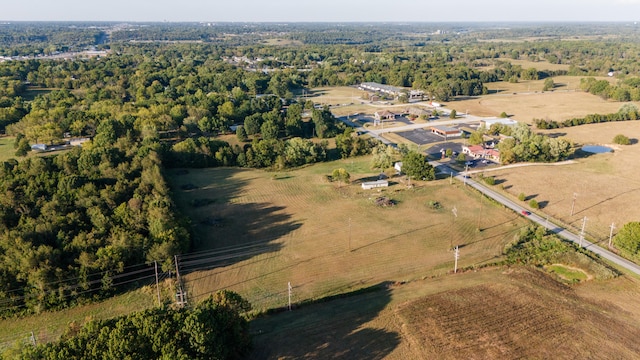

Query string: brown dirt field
483 121 640 242
167 156 527 311
249 267 640 359
395 268 640 359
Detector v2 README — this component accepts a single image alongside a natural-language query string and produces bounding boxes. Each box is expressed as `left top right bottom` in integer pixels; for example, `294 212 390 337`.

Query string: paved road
434 162 640 276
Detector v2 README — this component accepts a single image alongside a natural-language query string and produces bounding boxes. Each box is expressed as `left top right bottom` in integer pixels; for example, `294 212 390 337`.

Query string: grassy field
0 137 15 162
448 84 629 122
507 58 571 71
483 121 640 244
0 285 164 351
249 267 640 359
167 155 528 312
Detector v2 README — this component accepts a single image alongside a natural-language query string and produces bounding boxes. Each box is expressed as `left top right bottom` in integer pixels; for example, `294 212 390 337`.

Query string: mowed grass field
249 267 640 359
485 121 640 242
448 77 628 121
167 156 528 311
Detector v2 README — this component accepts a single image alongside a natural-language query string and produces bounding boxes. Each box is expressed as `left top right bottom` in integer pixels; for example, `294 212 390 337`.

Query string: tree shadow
525 194 538 201
248 282 400 359
537 200 549 209
630 138 638 145
546 132 567 138
494 178 507 185
166 167 301 272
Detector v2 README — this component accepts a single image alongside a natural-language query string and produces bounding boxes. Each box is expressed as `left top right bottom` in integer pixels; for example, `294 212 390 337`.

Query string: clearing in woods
167 155 528 311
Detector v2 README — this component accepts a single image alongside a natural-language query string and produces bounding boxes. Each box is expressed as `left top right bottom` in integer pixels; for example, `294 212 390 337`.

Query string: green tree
261 120 279 140
499 111 508 118
613 134 631 145
449 109 457 119
518 192 526 201
543 78 554 91
613 222 640 261
370 144 395 173
529 199 539 209
468 131 484 145
402 151 435 181
244 113 262 136
236 125 248 142
331 168 350 187
15 138 31 157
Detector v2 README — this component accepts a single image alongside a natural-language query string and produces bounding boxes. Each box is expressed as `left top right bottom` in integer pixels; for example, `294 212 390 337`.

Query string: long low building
361 180 389 190
431 125 463 138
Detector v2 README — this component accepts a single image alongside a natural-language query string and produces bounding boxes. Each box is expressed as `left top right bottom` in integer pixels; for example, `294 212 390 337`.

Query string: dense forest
1 21 640 318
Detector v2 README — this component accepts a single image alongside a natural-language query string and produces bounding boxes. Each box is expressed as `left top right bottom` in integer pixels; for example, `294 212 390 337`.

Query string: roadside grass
166 155 528 312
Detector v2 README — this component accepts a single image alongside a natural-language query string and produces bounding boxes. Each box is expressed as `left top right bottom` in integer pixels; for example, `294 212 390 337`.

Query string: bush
484 176 496 185
613 134 631 145
518 192 526 201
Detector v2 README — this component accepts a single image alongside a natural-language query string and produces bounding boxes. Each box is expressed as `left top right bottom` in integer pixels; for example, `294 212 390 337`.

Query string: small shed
361 180 389 190
31 144 47 152
394 162 403 174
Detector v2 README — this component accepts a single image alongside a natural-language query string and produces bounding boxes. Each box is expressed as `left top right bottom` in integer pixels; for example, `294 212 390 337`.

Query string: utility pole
154 260 161 307
288 282 292 311
30 331 36 346
477 194 483 231
609 222 616 248
570 192 578 216
579 216 588 247
451 206 458 249
454 245 459 273
464 165 469 185
348 217 352 252
174 255 184 307
450 171 453 185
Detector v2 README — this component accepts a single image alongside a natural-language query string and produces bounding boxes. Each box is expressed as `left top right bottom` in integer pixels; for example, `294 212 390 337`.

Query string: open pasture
449 87 630 122
485 121 640 244
167 156 527 311
249 267 640 359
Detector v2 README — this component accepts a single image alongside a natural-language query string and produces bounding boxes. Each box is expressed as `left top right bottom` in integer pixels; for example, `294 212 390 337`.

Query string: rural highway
434 162 640 276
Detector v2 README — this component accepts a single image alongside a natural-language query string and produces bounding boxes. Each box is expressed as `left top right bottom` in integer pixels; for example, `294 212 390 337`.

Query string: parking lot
395 128 443 145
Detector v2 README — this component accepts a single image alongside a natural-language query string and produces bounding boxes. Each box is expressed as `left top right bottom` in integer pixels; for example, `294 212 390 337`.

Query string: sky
4 0 640 22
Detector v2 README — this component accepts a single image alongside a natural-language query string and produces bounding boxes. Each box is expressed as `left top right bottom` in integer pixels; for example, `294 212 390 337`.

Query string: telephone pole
454 245 460 273
348 217 352 252
609 223 616 248
154 260 161 307
579 216 588 247
175 255 185 307
451 206 458 249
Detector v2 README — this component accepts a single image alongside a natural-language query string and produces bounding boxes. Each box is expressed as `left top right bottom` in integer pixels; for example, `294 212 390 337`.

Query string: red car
521 210 531 216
